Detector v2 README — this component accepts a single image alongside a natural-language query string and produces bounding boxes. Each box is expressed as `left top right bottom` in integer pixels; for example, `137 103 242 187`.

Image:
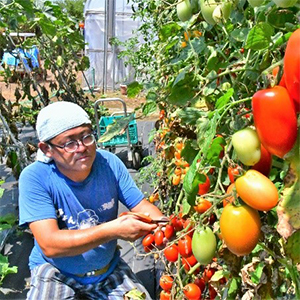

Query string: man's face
41 125 96 181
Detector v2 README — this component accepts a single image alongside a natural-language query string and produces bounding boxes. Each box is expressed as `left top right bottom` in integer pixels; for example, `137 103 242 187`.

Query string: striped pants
26 259 152 300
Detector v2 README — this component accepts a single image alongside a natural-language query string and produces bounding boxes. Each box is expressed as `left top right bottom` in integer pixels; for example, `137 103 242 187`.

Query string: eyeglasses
47 133 95 153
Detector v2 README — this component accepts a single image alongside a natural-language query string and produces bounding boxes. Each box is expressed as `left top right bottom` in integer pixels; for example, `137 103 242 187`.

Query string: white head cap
36 101 91 142
36 101 92 163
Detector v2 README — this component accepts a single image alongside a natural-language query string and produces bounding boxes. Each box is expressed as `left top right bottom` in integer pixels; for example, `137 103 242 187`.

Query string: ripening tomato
232 128 261 166
142 233 154 247
164 244 179 262
183 283 202 300
178 235 193 258
160 290 171 300
220 203 261 256
159 275 173 291
177 0 192 22
228 165 240 183
170 214 184 231
223 183 238 207
192 227 216 265
283 28 300 111
164 224 175 239
155 230 164 247
252 86 298 158
252 144 272 177
194 198 212 213
198 174 210 195
235 170 278 211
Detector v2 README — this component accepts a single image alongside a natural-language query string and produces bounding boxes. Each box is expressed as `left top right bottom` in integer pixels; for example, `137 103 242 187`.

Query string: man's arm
29 213 158 258
130 198 165 220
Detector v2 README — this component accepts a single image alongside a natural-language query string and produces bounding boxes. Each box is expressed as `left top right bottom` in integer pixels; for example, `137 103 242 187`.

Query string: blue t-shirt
18 150 144 283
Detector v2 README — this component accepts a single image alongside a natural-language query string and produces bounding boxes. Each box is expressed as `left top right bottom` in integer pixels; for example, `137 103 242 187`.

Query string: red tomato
235 170 278 211
252 144 272 177
194 277 206 292
183 219 195 237
197 174 210 195
208 284 217 299
183 283 201 300
178 235 193 258
160 290 171 300
159 275 173 291
194 198 212 213
220 203 261 256
284 28 300 111
164 224 175 239
142 233 154 247
155 230 164 247
203 268 216 282
181 254 198 271
252 85 298 158
170 215 184 231
227 165 240 183
164 244 179 262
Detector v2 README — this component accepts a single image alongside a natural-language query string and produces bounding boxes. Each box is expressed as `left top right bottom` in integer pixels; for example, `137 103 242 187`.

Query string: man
18 101 164 299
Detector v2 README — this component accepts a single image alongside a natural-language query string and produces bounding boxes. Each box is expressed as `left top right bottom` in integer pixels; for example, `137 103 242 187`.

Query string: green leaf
159 22 181 42
173 69 187 87
124 288 146 300
245 22 274 50
267 9 296 29
215 88 234 110
142 101 157 116
181 140 199 165
0 213 17 226
228 277 240 299
127 81 143 98
251 262 264 284
175 107 206 126
168 85 194 105
231 28 250 42
98 114 135 143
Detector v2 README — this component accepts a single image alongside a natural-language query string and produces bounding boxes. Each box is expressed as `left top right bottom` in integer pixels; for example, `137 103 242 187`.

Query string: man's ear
38 142 53 158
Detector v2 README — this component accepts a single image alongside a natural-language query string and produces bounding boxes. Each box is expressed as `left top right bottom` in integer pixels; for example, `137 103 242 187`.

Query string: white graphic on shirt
102 198 115 211
56 198 116 229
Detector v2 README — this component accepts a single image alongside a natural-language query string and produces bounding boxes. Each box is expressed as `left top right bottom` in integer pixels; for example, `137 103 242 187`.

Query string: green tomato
247 0 265 7
212 2 232 23
272 0 297 7
192 227 216 264
232 127 261 166
177 0 193 22
199 0 217 25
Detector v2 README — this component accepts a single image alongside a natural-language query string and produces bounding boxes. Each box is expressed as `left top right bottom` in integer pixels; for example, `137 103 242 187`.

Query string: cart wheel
132 150 142 170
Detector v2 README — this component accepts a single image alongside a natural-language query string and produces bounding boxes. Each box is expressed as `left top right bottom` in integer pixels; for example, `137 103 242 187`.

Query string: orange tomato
174 166 182 176
194 198 212 213
220 203 261 256
235 170 278 211
172 174 181 185
223 183 238 207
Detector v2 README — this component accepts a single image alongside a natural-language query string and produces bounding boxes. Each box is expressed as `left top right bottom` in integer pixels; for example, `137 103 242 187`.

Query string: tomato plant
178 235 193 258
235 170 278 211
183 283 201 300
197 174 210 195
164 244 179 262
252 86 298 158
142 233 154 247
159 275 173 291
252 144 272 177
192 227 216 264
155 230 164 247
220 203 261 256
194 198 212 213
232 127 261 166
283 28 300 111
